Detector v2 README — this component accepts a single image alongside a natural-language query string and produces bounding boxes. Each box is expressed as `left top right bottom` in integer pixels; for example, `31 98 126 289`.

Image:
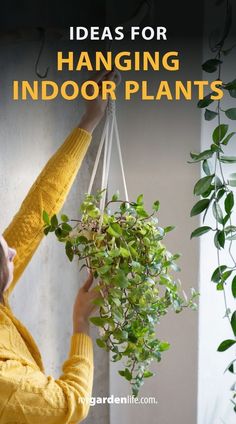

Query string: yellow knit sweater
0 127 94 423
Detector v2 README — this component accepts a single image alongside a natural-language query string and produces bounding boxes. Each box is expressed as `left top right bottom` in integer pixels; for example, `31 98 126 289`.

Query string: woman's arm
3 69 116 297
3 126 91 296
0 332 94 424
0 273 101 424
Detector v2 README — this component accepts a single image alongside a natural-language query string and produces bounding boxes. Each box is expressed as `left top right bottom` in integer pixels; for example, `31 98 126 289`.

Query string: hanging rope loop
87 95 129 232
106 97 116 116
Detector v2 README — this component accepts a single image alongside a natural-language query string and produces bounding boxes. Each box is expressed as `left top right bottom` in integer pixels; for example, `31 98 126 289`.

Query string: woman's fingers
82 270 94 291
93 68 110 83
95 68 119 84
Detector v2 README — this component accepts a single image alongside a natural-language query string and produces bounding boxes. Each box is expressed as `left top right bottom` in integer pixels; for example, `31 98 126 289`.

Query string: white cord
87 119 109 195
114 114 129 202
87 98 129 231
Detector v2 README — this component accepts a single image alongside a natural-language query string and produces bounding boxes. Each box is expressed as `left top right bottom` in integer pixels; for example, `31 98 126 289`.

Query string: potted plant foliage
43 189 197 396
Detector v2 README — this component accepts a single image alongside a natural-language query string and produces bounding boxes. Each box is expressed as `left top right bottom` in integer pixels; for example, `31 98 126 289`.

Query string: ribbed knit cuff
69 333 94 364
62 127 92 158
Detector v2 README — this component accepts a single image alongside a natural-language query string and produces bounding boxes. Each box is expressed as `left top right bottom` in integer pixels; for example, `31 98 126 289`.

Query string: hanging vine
190 0 236 412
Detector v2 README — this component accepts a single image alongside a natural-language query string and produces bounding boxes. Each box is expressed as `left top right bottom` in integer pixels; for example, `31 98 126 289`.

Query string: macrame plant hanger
87 88 129 233
86 1 153 232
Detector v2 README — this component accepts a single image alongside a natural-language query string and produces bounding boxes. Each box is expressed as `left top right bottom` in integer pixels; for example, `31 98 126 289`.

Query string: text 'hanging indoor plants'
43 189 197 396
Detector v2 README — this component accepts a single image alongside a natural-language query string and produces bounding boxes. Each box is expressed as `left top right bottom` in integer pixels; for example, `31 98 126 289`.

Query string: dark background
0 0 204 37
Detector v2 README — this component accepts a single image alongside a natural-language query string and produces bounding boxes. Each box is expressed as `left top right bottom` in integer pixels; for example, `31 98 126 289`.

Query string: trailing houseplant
190 0 236 412
43 189 198 396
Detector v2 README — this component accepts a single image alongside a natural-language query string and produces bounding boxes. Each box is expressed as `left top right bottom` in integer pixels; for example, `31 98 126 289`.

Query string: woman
0 69 116 423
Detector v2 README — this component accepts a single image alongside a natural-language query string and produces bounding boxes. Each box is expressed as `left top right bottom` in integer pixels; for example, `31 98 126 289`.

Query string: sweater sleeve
0 333 94 424
3 127 92 297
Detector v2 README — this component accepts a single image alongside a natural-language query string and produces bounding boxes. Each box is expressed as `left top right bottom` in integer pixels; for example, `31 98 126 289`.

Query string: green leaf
220 155 236 163
211 144 223 153
197 93 214 108
225 192 234 214
214 232 220 249
225 108 236 120
120 247 130 258
97 264 111 275
221 132 236 146
216 185 225 199
76 236 89 244
51 214 58 229
164 225 175 233
202 59 222 73
112 353 122 362
232 276 236 298
224 79 236 90
227 234 236 241
194 175 214 196
212 202 224 224
137 194 144 205
189 149 213 163
92 297 105 307
65 241 74 262
223 214 230 226
228 173 236 187
143 371 154 378
231 311 236 337
229 89 236 98
61 214 69 222
201 185 214 198
204 109 218 121
118 369 132 381
43 210 50 225
190 199 210 217
113 269 128 288
109 248 120 258
212 124 228 144
112 191 120 201
87 207 100 218
202 160 212 176
96 338 106 348
225 360 236 374
107 223 122 238
217 230 225 248
136 206 149 217
159 341 170 351
44 226 51 235
55 227 63 238
211 265 227 283
61 223 72 232
152 200 160 211
90 317 107 326
222 271 232 282
217 339 236 352
191 226 212 238
124 368 132 381
225 225 236 234
112 297 121 307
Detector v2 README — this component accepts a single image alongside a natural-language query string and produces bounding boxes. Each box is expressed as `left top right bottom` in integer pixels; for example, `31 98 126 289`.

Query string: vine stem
214 49 232 326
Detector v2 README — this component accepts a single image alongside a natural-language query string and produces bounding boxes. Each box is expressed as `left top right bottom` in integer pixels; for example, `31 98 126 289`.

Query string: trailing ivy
190 0 236 412
43 189 197 396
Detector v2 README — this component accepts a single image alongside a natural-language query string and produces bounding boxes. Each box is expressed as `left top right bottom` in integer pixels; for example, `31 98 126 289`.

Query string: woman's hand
73 270 101 336
78 68 118 134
